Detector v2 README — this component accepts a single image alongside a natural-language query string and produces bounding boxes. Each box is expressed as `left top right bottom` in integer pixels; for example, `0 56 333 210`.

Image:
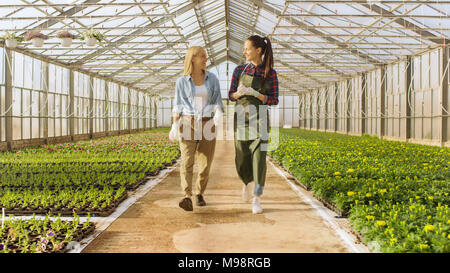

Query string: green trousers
234 138 267 196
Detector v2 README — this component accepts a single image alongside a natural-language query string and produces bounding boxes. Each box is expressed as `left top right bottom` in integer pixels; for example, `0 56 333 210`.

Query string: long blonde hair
184 46 206 76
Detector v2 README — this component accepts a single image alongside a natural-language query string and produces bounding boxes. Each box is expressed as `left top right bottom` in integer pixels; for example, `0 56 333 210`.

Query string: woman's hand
233 84 247 99
213 108 223 126
242 86 261 97
169 119 181 142
236 84 265 102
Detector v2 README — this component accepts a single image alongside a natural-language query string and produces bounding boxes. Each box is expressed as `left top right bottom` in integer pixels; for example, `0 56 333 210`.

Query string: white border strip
268 160 369 253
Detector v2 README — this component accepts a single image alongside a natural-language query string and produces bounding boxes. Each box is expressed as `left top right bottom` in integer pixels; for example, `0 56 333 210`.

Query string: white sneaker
242 182 253 203
252 197 263 214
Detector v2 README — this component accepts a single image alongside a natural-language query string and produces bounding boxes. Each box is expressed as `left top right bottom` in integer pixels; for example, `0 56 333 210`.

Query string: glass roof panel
0 0 448 94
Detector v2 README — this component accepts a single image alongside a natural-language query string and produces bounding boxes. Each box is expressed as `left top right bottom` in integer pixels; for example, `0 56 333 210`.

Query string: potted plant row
1 29 105 48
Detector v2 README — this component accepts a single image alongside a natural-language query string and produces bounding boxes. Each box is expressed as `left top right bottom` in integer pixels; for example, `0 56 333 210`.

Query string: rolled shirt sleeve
263 69 279 106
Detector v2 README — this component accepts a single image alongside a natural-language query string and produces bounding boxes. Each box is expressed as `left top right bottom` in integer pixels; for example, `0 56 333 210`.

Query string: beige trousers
179 116 216 197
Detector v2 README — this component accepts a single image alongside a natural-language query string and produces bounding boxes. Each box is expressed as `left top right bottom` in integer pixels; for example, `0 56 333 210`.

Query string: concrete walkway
82 140 365 253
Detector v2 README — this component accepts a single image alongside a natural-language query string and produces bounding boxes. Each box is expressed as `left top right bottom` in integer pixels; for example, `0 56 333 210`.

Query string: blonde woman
169 46 224 211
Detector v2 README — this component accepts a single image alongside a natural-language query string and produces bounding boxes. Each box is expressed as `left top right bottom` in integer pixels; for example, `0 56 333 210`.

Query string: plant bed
268 155 345 215
267 156 311 191
0 129 180 218
0 167 164 191
0 215 95 253
3 194 126 217
0 187 128 216
314 195 349 217
0 171 152 189
145 169 160 176
268 128 450 253
128 177 148 191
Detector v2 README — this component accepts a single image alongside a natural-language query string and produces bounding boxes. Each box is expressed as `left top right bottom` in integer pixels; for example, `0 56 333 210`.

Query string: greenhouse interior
0 0 449 255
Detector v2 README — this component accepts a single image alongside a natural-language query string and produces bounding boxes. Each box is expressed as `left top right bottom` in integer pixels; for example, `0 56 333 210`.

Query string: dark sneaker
196 195 206 206
179 197 193 211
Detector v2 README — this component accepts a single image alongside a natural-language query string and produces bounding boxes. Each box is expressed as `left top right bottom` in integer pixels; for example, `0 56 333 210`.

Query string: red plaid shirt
228 63 279 106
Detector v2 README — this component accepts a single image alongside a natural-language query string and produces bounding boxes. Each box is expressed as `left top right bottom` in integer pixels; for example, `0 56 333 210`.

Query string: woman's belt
183 115 212 121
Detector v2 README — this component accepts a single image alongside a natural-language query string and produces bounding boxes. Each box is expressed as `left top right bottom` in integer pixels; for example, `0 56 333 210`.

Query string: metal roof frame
0 0 448 95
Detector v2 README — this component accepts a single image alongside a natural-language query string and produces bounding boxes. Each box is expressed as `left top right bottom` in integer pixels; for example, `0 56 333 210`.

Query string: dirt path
82 140 359 253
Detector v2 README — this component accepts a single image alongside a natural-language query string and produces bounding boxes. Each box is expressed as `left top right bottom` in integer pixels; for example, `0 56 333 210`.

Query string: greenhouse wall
107 82 120 133
318 87 327 130
157 98 172 128
74 71 90 137
336 80 350 133
311 91 319 130
298 94 305 129
268 100 280 128
278 95 299 128
385 60 408 140
349 76 363 135
298 46 449 147
326 84 337 132
305 92 312 129
0 47 4 145
0 48 157 151
93 78 106 134
1 44 447 150
366 68 383 137
411 48 443 143
448 47 450 144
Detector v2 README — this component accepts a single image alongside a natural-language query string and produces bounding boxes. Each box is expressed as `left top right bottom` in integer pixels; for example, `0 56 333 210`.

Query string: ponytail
262 37 273 79
246 35 274 80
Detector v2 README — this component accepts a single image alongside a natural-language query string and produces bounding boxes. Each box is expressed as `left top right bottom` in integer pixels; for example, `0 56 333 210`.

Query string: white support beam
441 46 449 146
4 48 13 151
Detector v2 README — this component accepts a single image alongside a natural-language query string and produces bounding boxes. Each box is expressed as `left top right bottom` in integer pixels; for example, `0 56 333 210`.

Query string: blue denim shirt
172 71 224 117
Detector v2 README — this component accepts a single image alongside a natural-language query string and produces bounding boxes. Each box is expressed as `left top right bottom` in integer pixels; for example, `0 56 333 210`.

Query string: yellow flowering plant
269 129 450 253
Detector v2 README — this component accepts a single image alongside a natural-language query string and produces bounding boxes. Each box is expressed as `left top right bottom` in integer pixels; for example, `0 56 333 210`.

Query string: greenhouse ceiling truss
0 0 449 96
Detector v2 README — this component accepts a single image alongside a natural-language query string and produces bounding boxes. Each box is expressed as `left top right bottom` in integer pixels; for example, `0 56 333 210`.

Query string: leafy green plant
0 31 24 42
270 128 450 253
80 28 105 42
0 214 93 253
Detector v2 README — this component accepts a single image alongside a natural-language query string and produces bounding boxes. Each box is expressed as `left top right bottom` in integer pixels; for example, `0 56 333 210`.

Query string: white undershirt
194 85 208 114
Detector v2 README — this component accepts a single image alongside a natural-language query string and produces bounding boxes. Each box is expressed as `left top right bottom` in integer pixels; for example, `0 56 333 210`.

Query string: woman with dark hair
228 35 279 214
